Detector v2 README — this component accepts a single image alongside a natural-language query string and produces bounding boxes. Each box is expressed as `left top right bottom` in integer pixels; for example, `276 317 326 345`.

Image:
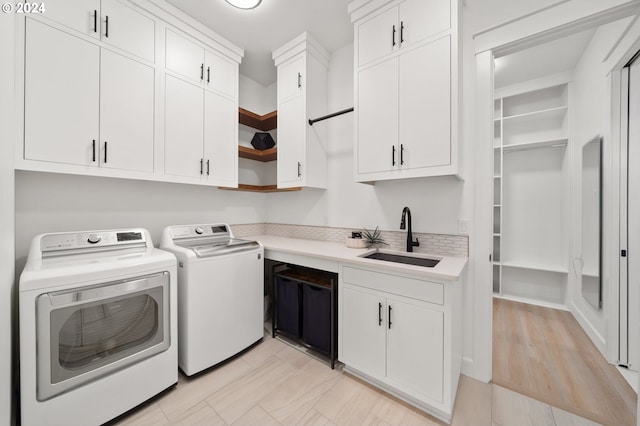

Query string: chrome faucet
400 206 420 252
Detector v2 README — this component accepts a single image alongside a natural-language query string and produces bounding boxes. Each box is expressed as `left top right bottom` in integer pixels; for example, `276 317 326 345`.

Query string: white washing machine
19 228 178 426
160 223 263 375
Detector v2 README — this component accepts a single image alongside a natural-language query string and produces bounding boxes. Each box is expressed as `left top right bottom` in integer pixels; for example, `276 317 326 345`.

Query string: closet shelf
502 138 568 152
238 146 277 162
500 105 568 122
238 108 277 131
218 184 301 193
501 261 568 274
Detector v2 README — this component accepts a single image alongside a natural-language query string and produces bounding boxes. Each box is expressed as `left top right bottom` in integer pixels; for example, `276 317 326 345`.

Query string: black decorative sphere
250 132 276 150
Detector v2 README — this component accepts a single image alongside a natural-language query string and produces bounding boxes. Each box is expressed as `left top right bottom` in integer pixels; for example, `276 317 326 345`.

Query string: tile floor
113 332 605 426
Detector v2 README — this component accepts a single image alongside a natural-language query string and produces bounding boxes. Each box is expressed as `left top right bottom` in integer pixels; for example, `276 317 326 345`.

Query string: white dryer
19 229 178 426
161 223 263 375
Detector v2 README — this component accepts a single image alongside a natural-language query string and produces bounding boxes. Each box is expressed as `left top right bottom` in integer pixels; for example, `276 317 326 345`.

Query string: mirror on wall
581 135 602 310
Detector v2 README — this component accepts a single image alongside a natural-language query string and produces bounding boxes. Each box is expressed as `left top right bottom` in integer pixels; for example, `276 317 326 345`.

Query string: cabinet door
100 49 154 172
277 56 304 102
24 20 100 166
204 92 237 187
357 58 398 175
341 285 386 378
386 295 444 403
165 75 204 179
399 36 451 169
41 0 100 38
166 29 205 83
277 95 304 188
357 6 397 67
100 0 155 62
398 0 450 48
204 50 237 98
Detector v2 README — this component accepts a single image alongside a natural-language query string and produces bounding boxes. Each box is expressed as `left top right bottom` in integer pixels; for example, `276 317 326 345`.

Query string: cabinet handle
200 64 204 81
105 15 109 38
378 302 382 326
92 140 96 162
388 305 392 329
206 159 210 175
400 144 404 165
207 66 210 83
297 72 302 88
93 10 97 33
400 21 404 44
392 25 396 47
104 141 108 163
297 161 302 177
392 145 396 166
200 158 203 175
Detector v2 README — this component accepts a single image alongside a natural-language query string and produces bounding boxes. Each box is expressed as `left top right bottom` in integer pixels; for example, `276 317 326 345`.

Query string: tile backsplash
231 223 468 257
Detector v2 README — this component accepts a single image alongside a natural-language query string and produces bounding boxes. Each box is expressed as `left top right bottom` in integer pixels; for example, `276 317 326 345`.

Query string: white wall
569 18 634 355
14 172 267 271
0 11 15 425
239 74 277 115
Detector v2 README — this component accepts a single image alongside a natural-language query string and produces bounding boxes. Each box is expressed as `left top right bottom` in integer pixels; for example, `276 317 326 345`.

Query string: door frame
472 0 640 383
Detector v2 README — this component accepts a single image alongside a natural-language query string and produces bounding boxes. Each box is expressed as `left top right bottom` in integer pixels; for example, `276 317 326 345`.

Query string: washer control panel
40 229 147 253
170 224 229 240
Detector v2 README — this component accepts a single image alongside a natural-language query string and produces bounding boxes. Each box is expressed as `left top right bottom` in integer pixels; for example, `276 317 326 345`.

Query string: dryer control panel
40 229 148 254
169 224 229 240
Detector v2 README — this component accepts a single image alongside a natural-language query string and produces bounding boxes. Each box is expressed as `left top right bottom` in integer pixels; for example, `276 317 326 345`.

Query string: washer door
36 271 170 401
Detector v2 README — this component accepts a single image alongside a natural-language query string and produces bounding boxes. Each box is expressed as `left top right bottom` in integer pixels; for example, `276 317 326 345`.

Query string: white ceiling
165 0 354 86
494 28 596 89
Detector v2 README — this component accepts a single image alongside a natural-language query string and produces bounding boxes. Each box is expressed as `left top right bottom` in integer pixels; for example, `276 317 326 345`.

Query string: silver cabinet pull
297 72 302 88
297 162 302 177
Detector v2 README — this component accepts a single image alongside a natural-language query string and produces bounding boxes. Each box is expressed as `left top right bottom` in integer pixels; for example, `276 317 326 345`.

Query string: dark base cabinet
273 266 338 368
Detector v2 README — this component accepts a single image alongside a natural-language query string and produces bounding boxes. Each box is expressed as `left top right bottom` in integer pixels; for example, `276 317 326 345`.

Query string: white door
166 29 205 83
277 95 304 188
627 58 640 372
357 58 398 175
386 295 444 403
24 19 100 166
100 0 155 62
341 285 386 378
204 92 237 187
399 36 451 170
204 49 237 98
357 6 397 67
100 49 154 173
40 0 100 38
398 0 450 48
277 56 304 103
165 75 204 179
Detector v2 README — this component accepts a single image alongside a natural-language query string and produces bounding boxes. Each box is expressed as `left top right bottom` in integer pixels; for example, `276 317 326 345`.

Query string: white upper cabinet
350 0 461 182
204 92 237 187
39 0 154 62
166 29 238 99
24 19 100 167
273 33 329 189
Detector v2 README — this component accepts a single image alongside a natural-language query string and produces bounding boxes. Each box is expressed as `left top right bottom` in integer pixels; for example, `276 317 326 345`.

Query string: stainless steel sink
361 251 441 267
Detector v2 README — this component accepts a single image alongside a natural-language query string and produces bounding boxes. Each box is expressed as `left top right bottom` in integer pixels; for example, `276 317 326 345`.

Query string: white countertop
245 235 467 281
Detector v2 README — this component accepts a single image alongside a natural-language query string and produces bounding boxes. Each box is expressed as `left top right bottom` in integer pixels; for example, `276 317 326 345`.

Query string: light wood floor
111 328 601 426
493 298 637 426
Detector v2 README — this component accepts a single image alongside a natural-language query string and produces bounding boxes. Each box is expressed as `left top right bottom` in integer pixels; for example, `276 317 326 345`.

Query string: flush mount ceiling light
225 0 262 9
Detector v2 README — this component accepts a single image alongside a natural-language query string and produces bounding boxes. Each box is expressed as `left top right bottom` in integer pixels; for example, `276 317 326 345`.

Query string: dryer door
36 271 170 401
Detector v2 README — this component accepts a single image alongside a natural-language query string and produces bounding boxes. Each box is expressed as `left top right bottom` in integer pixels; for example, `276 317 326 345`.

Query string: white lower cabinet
339 265 461 423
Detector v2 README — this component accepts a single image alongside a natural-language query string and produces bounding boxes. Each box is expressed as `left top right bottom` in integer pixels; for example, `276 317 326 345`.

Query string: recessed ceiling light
225 0 262 9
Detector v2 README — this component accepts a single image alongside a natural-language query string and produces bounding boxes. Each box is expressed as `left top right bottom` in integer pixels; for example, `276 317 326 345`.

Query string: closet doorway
490 18 637 425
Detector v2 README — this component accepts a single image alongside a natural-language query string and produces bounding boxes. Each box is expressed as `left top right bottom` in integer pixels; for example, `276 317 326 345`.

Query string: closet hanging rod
308 107 354 126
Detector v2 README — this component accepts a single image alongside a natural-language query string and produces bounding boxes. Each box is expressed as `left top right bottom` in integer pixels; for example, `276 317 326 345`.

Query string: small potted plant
362 226 388 248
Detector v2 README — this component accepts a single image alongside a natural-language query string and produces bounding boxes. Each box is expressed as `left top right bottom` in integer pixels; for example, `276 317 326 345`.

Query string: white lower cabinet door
24 19 100 166
204 92 237 187
277 95 304 188
386 295 444 403
100 49 154 172
165 75 205 179
341 285 386 377
357 58 398 175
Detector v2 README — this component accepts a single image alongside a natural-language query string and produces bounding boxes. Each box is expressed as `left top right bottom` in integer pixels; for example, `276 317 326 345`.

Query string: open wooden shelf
238 145 277 162
238 108 277 131
218 184 301 193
